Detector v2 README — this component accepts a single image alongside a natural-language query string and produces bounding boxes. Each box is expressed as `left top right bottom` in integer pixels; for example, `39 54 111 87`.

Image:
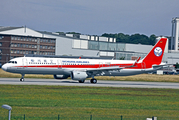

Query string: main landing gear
78 79 97 84
20 74 25 82
90 78 97 84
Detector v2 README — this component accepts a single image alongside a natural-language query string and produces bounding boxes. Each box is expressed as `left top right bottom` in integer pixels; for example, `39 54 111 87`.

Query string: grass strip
0 85 179 119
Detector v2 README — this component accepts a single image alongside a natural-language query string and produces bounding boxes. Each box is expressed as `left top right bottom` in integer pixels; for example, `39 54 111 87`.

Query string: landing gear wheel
79 80 85 83
20 78 24 82
90 79 97 84
20 74 25 82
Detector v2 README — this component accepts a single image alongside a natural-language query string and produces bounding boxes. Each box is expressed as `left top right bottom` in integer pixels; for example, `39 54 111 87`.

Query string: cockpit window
8 61 17 64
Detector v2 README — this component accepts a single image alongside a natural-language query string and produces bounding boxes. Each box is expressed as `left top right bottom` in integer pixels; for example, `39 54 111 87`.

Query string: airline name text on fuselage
62 60 89 64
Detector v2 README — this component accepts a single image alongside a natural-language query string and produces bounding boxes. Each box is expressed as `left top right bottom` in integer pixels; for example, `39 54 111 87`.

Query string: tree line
102 33 157 45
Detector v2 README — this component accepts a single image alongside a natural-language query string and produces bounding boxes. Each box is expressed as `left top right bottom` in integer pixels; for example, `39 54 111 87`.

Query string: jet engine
53 74 69 79
71 71 88 80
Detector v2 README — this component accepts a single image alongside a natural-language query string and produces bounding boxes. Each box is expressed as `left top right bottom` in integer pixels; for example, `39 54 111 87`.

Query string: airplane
1 37 167 84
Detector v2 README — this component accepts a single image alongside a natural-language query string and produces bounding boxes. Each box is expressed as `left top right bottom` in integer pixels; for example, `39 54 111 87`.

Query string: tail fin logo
154 47 162 57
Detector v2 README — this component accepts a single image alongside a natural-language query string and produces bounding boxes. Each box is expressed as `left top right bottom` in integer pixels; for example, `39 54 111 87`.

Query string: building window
108 43 116 51
0 49 1 53
14 43 17 47
0 43 2 46
11 36 14 40
0 56 1 60
17 44 20 47
0 36 4 39
88 41 99 50
11 44 13 47
29 51 32 54
99 42 108 51
116 43 125 51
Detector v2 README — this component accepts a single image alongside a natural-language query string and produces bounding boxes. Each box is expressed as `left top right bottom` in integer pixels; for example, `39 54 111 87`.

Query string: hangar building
0 23 178 66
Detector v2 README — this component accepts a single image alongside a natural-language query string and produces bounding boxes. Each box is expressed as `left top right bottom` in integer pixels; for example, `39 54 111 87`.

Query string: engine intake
54 74 69 79
71 71 88 80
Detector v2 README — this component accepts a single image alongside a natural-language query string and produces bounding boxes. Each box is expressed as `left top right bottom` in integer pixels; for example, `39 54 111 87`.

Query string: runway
0 78 179 89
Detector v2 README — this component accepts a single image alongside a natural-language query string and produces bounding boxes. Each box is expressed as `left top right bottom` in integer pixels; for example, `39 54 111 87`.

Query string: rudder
142 37 167 65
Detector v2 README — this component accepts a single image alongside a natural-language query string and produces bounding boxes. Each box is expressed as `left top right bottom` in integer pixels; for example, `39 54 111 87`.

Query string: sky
1 0 179 36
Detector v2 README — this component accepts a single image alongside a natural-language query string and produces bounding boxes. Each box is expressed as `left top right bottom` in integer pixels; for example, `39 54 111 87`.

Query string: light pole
1 104 12 120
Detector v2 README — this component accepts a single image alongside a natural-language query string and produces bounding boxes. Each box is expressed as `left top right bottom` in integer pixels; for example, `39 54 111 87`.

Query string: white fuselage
2 57 155 77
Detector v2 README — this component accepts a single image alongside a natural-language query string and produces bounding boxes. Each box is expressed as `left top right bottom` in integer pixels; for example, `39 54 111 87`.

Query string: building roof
38 31 78 39
0 26 23 32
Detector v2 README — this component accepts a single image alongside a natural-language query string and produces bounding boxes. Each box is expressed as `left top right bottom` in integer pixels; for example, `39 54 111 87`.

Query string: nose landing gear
20 74 25 82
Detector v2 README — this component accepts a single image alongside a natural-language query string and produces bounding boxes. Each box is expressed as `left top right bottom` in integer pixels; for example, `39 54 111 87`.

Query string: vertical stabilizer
142 37 167 65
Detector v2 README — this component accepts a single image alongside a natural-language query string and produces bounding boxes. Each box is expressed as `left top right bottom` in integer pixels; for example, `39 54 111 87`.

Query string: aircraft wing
86 66 124 72
82 65 135 76
85 64 136 73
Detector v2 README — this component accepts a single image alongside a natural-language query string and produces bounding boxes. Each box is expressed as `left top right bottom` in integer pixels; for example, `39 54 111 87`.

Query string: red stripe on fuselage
14 63 151 69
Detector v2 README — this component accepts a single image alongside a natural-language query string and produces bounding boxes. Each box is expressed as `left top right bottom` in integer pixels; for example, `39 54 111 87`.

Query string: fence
0 114 179 120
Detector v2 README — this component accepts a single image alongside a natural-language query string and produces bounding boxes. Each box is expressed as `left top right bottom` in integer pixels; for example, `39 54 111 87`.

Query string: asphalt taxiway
0 78 179 89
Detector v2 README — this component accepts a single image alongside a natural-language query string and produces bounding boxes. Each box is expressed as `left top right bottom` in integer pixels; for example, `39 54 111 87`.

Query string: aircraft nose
2 64 7 71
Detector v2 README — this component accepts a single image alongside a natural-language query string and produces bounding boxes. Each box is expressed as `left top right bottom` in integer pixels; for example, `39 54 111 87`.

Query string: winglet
133 57 141 66
136 57 141 62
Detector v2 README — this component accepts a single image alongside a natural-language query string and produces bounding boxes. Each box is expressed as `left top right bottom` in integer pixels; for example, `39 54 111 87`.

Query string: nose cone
2 64 7 71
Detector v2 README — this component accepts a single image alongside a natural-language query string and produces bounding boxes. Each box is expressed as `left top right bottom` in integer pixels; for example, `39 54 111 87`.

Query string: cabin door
22 58 28 68
99 62 103 68
58 59 62 68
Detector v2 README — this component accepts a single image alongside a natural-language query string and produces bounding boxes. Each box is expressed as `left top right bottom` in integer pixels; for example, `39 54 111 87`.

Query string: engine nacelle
71 71 88 80
54 74 69 79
